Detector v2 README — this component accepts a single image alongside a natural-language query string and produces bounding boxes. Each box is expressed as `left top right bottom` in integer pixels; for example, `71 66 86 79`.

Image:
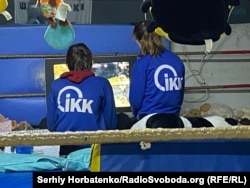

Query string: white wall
171 23 250 114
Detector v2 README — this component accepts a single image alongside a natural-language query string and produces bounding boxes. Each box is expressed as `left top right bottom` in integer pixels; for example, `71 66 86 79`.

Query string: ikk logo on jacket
57 86 93 113
154 64 184 91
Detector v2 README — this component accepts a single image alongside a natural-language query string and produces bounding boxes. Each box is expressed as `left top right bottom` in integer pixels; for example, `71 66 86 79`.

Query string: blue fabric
47 76 117 132
0 172 32 188
44 22 75 50
129 49 185 119
0 153 63 172
0 148 92 172
15 146 33 154
61 147 91 171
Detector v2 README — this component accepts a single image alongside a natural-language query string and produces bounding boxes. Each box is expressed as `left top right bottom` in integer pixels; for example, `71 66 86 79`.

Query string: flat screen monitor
45 55 137 112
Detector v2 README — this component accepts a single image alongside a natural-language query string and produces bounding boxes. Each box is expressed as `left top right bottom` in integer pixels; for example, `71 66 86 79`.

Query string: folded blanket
61 147 91 171
0 153 63 172
0 148 91 172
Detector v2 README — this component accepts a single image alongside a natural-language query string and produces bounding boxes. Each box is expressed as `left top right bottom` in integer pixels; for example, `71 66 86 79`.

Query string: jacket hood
60 70 95 83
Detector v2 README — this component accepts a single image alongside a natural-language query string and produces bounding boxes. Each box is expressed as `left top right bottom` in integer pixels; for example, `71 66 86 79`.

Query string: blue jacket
47 70 117 132
129 50 185 119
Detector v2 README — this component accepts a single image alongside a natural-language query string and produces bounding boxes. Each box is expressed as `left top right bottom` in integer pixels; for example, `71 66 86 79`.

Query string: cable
182 46 210 103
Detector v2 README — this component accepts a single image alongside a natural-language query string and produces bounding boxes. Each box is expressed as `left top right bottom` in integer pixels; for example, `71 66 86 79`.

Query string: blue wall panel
100 140 250 172
0 25 141 55
0 58 45 93
0 58 46 126
0 98 46 126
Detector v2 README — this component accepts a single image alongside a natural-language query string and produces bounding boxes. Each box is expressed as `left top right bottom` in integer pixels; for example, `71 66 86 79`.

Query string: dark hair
133 20 165 57
66 43 93 71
